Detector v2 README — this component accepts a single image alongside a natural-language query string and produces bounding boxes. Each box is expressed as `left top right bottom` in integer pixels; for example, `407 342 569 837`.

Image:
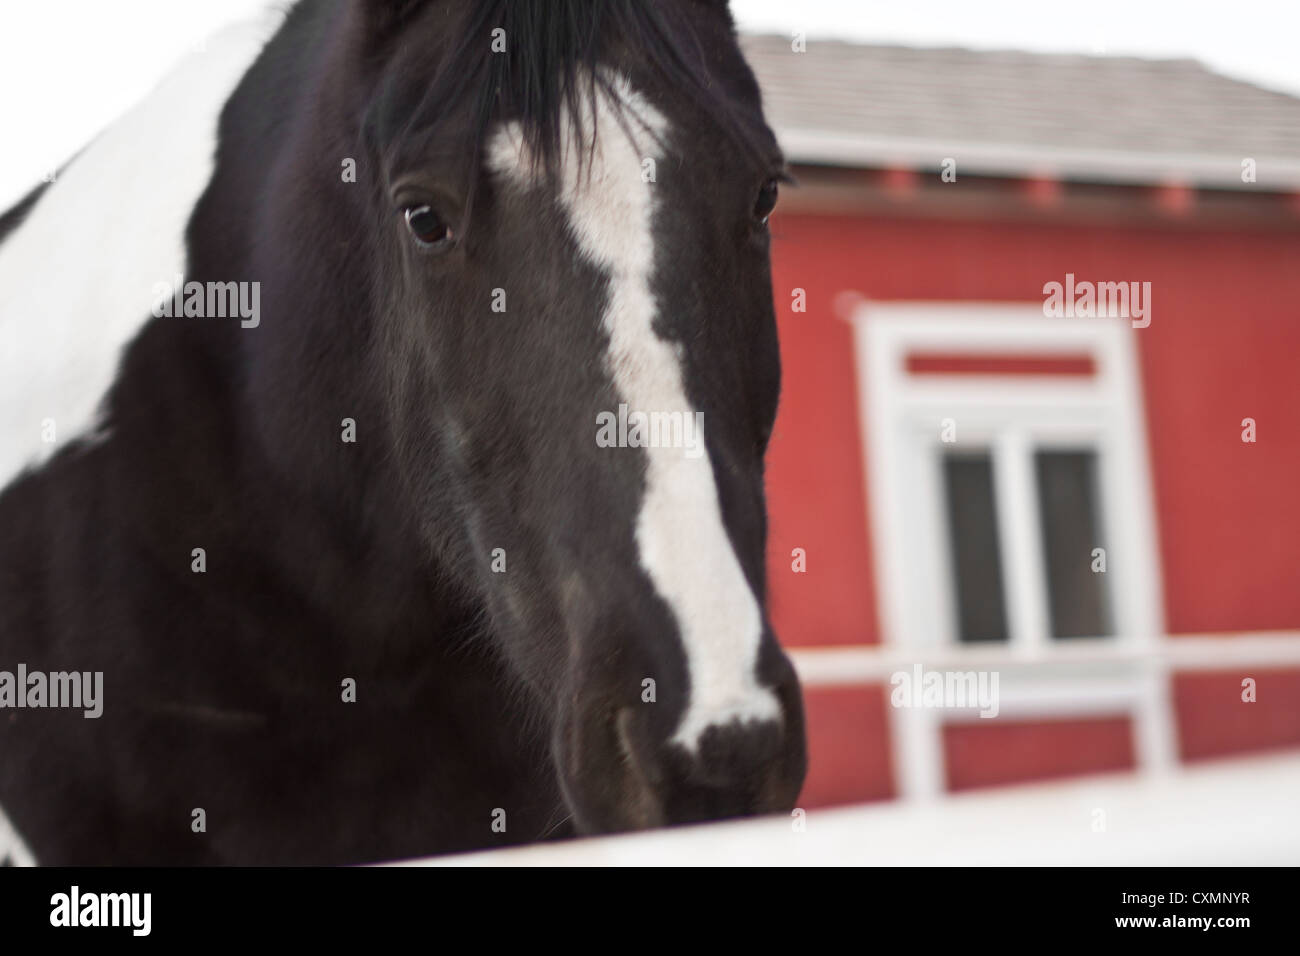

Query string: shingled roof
739 35 1300 190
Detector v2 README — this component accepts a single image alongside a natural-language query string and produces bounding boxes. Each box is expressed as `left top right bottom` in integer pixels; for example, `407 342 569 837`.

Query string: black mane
370 0 767 207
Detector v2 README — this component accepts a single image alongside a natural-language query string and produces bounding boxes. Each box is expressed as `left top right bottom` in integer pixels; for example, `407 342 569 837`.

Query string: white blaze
490 74 781 749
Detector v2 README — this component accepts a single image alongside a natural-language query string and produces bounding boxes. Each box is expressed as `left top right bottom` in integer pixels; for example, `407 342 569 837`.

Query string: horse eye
753 179 779 225
404 205 453 247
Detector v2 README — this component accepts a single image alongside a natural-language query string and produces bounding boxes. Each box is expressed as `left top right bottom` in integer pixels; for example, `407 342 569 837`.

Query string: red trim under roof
905 352 1097 377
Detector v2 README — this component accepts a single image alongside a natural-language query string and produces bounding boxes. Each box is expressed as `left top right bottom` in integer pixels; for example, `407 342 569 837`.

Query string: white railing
408 751 1300 866
790 632 1300 686
788 631 1300 801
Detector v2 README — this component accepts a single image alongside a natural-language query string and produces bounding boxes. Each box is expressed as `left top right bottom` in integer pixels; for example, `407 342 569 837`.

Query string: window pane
942 452 1009 643
1035 450 1113 639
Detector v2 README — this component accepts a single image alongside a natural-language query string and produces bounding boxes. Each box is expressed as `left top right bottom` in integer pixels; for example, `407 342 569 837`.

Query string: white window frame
848 302 1175 799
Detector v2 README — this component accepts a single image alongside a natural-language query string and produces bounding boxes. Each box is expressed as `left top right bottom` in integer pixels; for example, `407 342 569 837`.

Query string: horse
0 0 806 865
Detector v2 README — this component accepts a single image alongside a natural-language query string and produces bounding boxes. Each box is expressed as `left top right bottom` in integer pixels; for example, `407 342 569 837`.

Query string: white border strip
792 632 1300 687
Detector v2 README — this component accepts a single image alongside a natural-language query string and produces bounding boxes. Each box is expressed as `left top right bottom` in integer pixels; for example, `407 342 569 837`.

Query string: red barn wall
765 209 1300 806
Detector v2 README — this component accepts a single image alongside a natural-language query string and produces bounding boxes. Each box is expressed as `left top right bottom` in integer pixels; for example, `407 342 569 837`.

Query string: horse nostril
636 717 798 826
691 719 788 790
562 673 806 832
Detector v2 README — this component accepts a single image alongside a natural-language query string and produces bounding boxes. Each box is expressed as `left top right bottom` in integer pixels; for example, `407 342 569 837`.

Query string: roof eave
775 128 1300 191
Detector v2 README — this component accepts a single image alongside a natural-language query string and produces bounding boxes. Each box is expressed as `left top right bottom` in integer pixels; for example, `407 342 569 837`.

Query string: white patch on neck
489 74 781 750
0 10 283 491
0 803 36 866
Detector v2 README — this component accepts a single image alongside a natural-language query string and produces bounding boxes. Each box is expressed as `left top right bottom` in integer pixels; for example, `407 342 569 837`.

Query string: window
1035 449 1112 639
847 303 1173 798
939 445 1114 644
852 304 1161 653
942 450 1009 644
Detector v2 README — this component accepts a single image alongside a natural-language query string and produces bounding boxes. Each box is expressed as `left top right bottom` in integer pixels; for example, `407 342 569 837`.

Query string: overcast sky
2 0 1298 209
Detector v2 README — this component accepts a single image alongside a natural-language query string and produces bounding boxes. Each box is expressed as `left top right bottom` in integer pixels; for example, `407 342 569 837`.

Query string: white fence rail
407 752 1300 866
